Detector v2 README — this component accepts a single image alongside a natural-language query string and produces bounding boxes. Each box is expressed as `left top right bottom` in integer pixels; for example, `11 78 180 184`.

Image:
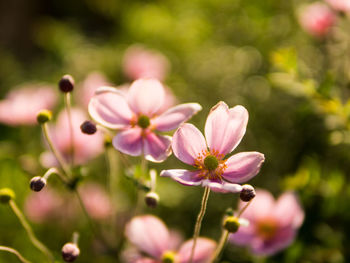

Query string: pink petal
250 227 296 256
201 180 242 193
152 103 202 132
222 152 265 183
135 258 159 263
238 189 275 220
205 102 248 156
160 170 202 186
273 192 304 228
127 79 165 117
172 123 207 165
229 225 256 246
143 132 172 162
125 215 170 259
178 238 216 263
112 127 143 156
89 87 133 129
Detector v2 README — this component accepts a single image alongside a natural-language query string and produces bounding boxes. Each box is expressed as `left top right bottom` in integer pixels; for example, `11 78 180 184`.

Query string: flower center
161 251 176 263
194 150 227 180
204 155 219 171
256 219 278 240
137 115 150 128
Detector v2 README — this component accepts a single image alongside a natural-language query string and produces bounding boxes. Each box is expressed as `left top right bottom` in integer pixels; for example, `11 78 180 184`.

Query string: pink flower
24 188 62 223
0 84 57 126
123 45 170 81
88 78 201 162
125 215 216 263
76 72 110 109
299 3 336 37
230 189 305 255
160 102 265 193
326 0 350 12
41 108 104 166
80 183 112 220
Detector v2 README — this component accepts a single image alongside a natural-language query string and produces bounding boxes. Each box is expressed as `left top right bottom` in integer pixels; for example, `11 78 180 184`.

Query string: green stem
0 245 32 263
210 230 229 263
74 189 98 235
64 93 75 166
41 123 71 177
189 187 211 263
9 200 54 263
72 232 80 245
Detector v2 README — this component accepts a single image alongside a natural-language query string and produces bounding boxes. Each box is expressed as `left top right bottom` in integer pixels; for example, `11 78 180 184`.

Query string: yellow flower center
256 219 278 240
161 251 177 263
194 149 227 180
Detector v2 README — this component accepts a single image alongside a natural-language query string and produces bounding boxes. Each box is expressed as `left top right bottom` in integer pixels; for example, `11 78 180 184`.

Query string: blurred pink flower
41 108 104 167
0 85 57 126
89 78 201 162
161 101 265 193
299 3 335 37
24 188 63 223
80 183 112 220
230 189 304 255
125 215 216 263
326 0 350 12
76 72 110 109
123 45 170 81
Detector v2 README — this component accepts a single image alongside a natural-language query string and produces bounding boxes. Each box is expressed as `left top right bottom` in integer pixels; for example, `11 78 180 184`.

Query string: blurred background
0 0 350 262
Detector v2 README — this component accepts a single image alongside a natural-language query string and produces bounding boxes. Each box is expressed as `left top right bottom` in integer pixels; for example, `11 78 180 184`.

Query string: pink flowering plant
0 45 309 263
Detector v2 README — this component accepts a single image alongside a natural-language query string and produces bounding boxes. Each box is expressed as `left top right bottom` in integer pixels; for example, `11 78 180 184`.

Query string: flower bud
30 176 47 192
36 109 52 124
62 242 80 262
223 216 240 233
80 120 97 135
144 191 159 208
0 188 15 204
240 184 256 202
59 74 75 93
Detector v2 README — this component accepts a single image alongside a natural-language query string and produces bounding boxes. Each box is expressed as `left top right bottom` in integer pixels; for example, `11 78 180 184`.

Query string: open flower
41 108 104 167
229 189 304 255
88 78 201 162
0 84 57 126
161 102 264 193
299 3 335 37
125 215 216 263
123 45 170 81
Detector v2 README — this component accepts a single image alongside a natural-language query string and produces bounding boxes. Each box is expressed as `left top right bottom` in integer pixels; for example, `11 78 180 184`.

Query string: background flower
230 189 304 255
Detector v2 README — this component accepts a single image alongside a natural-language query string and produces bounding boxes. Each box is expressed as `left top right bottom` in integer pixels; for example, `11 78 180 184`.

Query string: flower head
88 78 201 162
123 45 170 81
0 85 57 126
161 101 264 193
229 189 304 255
124 215 216 263
40 108 104 167
299 2 335 37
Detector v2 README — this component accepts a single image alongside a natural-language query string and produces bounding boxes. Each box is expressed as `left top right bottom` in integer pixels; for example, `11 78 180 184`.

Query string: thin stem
74 189 97 235
106 147 118 199
72 232 80 245
0 245 32 263
64 93 75 166
210 230 229 263
189 187 211 263
41 123 71 177
9 200 54 263
237 200 252 218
